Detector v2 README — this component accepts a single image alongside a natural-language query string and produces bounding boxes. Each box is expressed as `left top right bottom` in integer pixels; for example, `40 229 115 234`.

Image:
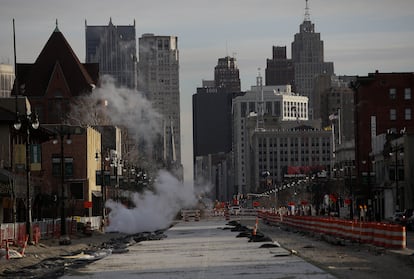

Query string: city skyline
1 0 414 182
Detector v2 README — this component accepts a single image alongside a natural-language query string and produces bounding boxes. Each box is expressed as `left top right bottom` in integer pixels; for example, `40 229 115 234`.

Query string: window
389 88 396 100
390 109 397 120
405 108 412 120
52 156 74 177
404 88 411 100
52 157 60 176
70 182 84 199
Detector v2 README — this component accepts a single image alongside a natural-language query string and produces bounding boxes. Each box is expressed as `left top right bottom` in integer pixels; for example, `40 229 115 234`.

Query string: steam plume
105 170 198 234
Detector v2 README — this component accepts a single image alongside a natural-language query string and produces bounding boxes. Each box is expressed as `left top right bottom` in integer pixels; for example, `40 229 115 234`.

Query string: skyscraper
85 18 137 89
214 56 241 92
291 0 334 119
138 34 181 176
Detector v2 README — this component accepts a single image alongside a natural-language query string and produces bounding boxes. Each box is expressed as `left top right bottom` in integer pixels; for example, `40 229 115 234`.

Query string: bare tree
65 95 112 126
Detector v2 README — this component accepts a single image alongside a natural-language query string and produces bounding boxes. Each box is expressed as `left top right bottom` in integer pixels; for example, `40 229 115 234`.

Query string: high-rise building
193 87 235 158
0 64 14 98
85 18 137 89
265 46 294 87
232 84 310 194
138 34 181 176
193 56 242 200
291 0 334 119
214 56 241 92
193 56 242 158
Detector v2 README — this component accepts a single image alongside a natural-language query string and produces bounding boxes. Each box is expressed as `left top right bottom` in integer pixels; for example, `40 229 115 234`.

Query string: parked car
406 215 414 231
401 208 414 226
390 211 405 224
229 206 241 215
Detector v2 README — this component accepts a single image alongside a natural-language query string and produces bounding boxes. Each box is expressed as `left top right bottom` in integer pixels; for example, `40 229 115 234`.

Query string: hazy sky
1 0 414 182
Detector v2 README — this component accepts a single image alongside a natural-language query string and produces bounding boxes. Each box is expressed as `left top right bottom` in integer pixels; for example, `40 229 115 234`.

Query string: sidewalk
0 229 125 275
388 229 414 264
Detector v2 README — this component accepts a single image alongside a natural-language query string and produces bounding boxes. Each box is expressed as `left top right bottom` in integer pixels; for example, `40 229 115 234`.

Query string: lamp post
95 150 109 223
344 165 355 220
14 112 39 243
110 151 122 202
53 125 72 245
391 145 404 211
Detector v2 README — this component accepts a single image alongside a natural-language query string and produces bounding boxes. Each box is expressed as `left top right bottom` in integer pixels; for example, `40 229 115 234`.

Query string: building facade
40 125 102 218
232 84 309 194
138 34 181 176
0 64 14 98
85 19 137 89
249 121 332 193
353 71 414 215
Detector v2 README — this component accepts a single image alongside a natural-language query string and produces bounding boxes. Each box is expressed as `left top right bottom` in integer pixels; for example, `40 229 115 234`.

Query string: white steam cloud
96 76 163 148
105 170 198 234
75 77 212 234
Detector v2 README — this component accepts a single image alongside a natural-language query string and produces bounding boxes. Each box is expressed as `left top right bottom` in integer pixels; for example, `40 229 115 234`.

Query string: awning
0 168 14 183
92 191 102 197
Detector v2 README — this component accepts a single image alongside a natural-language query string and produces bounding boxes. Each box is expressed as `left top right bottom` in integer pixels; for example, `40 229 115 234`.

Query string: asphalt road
61 218 336 279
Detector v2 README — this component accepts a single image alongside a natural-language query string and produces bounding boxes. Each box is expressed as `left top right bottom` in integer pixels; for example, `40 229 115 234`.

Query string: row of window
389 88 411 100
390 108 412 120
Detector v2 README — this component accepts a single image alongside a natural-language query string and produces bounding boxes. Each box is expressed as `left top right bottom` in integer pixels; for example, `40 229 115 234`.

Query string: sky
1 0 414 183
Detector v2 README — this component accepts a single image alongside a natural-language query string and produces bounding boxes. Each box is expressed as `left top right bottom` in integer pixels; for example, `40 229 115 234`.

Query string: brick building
353 71 414 213
11 24 98 124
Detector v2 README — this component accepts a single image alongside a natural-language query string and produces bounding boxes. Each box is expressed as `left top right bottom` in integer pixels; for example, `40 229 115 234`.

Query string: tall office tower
192 87 240 201
214 56 241 92
0 64 14 97
292 0 334 119
138 34 181 175
265 46 294 87
85 18 137 89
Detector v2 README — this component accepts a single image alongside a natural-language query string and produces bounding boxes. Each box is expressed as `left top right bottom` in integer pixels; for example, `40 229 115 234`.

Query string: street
61 218 335 279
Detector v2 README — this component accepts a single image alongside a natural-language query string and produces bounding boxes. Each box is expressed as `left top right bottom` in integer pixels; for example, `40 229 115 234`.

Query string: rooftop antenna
54 19 59 32
304 0 311 21
226 41 229 57
13 19 19 114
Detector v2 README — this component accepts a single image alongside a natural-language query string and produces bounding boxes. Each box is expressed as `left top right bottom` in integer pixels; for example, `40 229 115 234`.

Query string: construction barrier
257 211 406 249
181 210 201 221
0 216 102 246
225 210 230 221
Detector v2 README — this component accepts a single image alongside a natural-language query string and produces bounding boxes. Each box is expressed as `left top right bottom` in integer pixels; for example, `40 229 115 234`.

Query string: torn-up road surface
62 219 335 279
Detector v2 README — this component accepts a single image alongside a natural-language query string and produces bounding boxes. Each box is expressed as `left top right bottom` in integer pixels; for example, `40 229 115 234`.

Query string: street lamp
13 112 39 243
52 126 72 245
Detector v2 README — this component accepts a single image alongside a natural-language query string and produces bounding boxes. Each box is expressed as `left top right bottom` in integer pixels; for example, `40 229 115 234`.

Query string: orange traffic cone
252 217 258 236
5 241 10 260
20 235 29 256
